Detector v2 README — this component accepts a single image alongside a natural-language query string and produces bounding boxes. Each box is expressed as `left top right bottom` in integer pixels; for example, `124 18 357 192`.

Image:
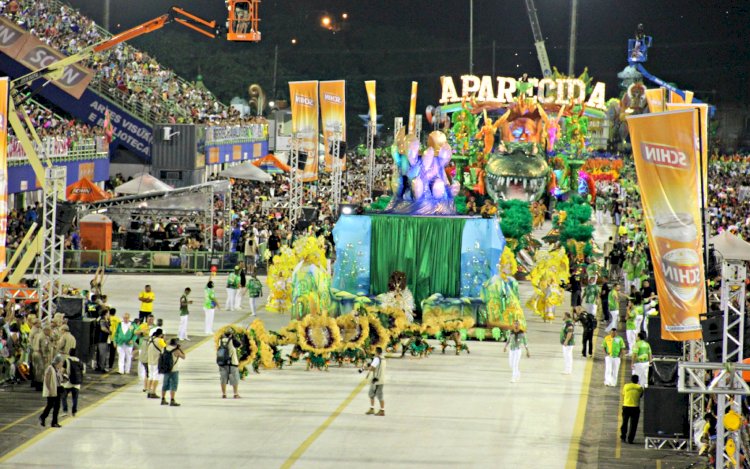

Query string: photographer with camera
362 347 386 416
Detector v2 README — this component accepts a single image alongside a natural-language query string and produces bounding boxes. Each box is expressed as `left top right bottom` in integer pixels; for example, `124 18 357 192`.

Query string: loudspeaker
704 339 750 363
297 151 309 170
647 316 683 357
701 315 724 343
651 359 678 387
56 296 84 319
125 230 144 250
643 386 689 437
67 318 96 363
56 202 77 235
328 140 347 158
301 207 318 222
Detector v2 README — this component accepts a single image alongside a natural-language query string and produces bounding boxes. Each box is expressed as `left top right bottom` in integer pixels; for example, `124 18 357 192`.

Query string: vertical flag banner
669 89 694 104
407 81 418 134
0 78 8 269
666 102 709 204
320 80 346 172
627 109 705 341
365 81 377 123
289 81 319 182
645 88 666 113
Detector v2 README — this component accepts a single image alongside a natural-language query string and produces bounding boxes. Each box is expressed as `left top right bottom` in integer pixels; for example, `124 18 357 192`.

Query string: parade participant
114 312 136 375
204 281 218 334
136 314 154 392
503 320 530 383
603 328 626 387
178 288 193 341
561 312 575 374
607 283 621 332
577 305 597 358
582 276 600 320
631 332 652 388
225 267 240 311
138 285 155 322
246 267 263 317
620 375 644 444
625 301 639 353
377 271 415 323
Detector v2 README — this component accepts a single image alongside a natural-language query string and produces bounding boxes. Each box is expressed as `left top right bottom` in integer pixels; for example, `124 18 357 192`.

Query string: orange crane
226 0 261 42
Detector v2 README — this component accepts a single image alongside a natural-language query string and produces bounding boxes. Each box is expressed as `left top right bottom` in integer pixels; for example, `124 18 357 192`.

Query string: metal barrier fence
9 250 247 274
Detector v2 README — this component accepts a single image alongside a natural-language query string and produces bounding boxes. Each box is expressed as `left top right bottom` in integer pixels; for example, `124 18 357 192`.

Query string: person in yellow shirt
621 374 644 444
138 285 155 322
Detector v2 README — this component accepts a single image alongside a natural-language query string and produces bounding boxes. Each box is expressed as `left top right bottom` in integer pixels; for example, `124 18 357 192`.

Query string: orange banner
0 18 93 99
627 109 705 341
669 89 694 104
644 88 665 113
365 81 377 122
666 102 709 205
0 78 8 269
407 81 418 134
320 80 346 172
289 80 319 182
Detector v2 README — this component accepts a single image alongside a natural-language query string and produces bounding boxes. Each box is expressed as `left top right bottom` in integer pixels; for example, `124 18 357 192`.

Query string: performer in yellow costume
526 248 570 322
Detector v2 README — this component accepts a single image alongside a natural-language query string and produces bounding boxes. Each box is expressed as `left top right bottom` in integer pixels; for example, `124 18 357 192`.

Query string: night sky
69 0 749 111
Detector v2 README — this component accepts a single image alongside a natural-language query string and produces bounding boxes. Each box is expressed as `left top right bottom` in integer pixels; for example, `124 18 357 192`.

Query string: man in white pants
561 313 575 374
225 268 240 311
603 327 626 386
503 320 530 383
631 332 652 388
204 281 217 334
607 284 621 332
113 313 136 375
178 288 192 341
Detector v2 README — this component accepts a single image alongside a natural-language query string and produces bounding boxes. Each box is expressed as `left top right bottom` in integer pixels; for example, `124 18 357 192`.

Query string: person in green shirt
621 374 644 444
603 327 626 386
246 267 263 317
595 195 606 225
178 288 193 341
625 301 639 353
113 312 136 375
503 320 530 383
631 332 652 389
607 283 621 331
561 313 575 374
582 277 600 318
204 281 218 334
225 267 240 311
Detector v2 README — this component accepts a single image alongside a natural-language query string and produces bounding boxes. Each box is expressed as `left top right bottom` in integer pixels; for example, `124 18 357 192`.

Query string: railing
7 136 108 163
88 79 171 124
204 124 268 145
18 249 249 273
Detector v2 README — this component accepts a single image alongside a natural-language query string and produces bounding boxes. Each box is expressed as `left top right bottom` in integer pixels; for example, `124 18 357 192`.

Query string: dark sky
70 0 749 104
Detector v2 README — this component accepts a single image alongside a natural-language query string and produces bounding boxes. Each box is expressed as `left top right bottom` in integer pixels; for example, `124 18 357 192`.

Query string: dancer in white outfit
204 281 217 334
503 321 530 383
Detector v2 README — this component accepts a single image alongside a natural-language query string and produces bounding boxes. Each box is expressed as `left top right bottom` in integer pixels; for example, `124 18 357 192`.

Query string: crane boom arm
524 0 552 78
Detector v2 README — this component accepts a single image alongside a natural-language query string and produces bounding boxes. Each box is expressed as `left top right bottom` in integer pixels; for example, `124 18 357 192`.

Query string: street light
342 13 348 19
321 16 332 28
291 38 297 44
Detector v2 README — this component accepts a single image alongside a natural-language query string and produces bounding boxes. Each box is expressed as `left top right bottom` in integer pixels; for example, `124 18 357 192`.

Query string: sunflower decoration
275 320 299 346
257 341 277 370
439 318 474 355
297 313 342 357
365 314 390 353
333 313 370 366
249 319 272 344
266 245 298 313
377 306 408 338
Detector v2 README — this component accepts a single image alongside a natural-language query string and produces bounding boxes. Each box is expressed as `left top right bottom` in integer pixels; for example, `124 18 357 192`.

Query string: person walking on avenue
631 332 652 388
364 347 386 416
138 285 155 322
136 314 154 392
621 374 644 444
146 329 166 399
503 320 530 383
577 305 597 358
600 278 611 326
96 310 111 372
204 281 218 334
61 348 83 417
561 313 575 374
246 266 263 316
217 330 241 399
607 283 621 332
603 328 626 387
114 313 136 375
625 300 638 354
236 263 247 310
178 288 193 341
39 354 64 428
582 277 600 320
160 338 186 407
225 267 240 311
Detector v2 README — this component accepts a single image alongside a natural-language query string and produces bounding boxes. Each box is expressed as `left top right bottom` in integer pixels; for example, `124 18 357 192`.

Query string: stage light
341 206 353 215
342 13 348 19
291 38 297 44
268 100 275 108
321 16 331 28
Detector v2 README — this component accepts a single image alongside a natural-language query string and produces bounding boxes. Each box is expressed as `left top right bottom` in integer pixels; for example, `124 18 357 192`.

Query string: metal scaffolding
288 135 303 226
678 259 748 468
366 120 376 199
36 166 66 320
415 114 423 141
394 117 404 140
329 124 343 212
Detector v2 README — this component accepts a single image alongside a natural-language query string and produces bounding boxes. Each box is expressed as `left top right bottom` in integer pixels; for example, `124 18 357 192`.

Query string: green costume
560 320 575 346
204 287 217 309
633 339 652 362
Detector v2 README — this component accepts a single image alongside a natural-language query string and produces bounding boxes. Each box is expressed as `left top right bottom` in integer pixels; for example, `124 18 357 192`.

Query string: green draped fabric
370 215 467 307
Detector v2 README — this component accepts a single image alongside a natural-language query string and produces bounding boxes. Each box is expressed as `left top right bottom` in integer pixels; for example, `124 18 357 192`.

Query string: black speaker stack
643 386 689 438
56 296 84 320
647 316 683 357
67 318 97 364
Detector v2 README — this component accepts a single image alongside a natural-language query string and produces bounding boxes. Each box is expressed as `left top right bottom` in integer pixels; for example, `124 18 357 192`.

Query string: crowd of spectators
3 0 228 123
707 156 750 240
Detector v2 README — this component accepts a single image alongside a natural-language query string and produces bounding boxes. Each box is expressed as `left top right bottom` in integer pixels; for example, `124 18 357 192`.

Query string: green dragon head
485 142 549 202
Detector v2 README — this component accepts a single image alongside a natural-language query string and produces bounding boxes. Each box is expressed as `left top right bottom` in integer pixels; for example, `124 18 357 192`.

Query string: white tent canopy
115 174 173 195
709 231 750 261
218 161 272 182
